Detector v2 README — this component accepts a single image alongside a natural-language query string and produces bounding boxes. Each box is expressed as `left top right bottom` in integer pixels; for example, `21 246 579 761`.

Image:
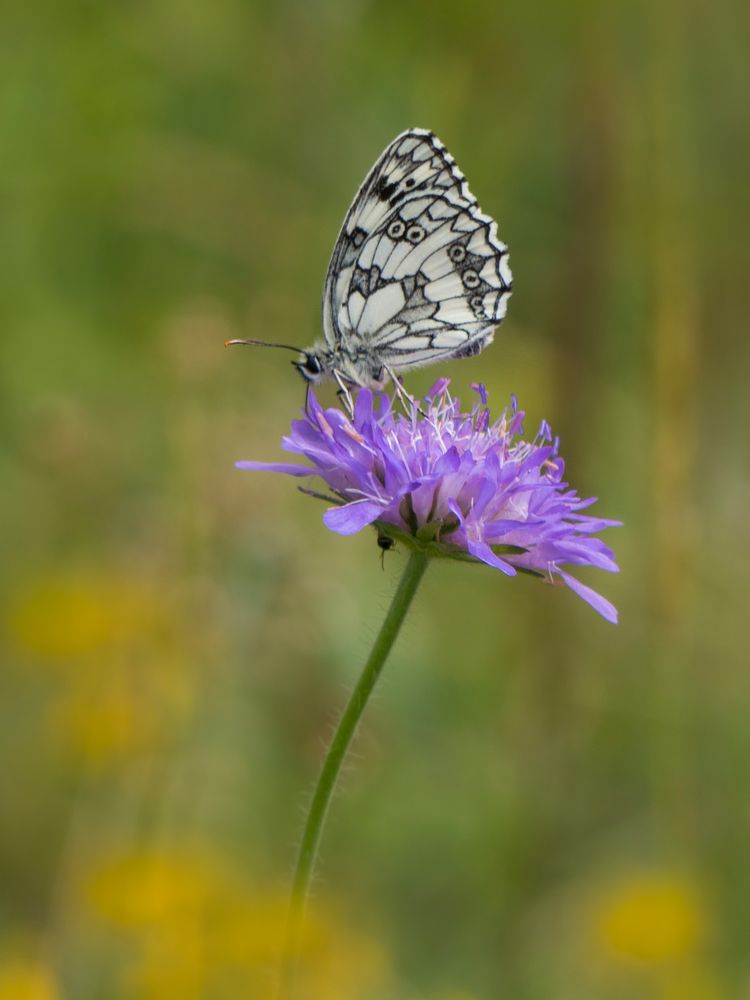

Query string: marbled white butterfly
229 128 512 397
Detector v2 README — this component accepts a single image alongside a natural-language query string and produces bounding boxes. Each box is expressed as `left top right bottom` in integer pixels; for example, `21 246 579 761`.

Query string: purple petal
467 538 516 576
236 460 312 476
559 571 618 623
554 539 619 572
447 498 465 525
409 479 439 524
306 390 327 426
434 447 461 475
282 423 336 460
565 514 623 531
353 388 374 426
518 444 555 477
475 408 490 433
426 377 450 401
374 392 394 420
472 472 501 518
569 495 598 511
323 499 384 534
483 518 543 538
509 410 524 436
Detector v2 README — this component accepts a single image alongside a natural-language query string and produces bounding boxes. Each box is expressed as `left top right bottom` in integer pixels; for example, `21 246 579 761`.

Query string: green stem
279 549 430 997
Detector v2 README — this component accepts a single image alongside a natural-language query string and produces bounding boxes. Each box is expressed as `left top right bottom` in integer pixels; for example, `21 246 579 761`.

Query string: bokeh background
2 1 749 997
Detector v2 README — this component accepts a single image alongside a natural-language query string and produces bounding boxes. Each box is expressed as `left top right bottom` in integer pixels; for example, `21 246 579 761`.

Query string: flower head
592 871 707 964
239 380 621 622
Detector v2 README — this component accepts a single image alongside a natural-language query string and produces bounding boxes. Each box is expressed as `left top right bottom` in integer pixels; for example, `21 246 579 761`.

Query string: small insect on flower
376 530 395 568
238 381 621 622
227 128 512 405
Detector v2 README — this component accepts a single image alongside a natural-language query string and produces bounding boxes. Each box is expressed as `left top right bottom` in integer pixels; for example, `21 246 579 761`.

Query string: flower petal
467 538 516 576
323 499 384 534
483 518 543 538
353 388 374 426
235 460 311 476
559 571 618 623
426 377 450 401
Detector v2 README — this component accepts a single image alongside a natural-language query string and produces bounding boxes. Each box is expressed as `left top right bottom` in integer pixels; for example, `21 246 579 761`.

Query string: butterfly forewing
324 130 468 345
320 127 512 383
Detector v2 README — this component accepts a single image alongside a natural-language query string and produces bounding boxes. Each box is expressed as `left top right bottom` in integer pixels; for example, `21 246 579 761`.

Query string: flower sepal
374 521 535 568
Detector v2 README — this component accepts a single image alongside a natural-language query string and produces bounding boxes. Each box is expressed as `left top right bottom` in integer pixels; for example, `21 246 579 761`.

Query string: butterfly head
293 351 326 385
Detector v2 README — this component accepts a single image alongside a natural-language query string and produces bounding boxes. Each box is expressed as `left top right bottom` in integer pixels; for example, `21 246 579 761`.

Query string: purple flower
238 381 621 623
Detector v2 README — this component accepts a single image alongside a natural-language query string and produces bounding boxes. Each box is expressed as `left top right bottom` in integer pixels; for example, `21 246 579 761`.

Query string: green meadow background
2 1 749 997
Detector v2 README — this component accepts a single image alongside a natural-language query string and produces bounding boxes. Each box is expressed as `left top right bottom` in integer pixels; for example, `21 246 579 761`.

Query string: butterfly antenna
224 338 302 353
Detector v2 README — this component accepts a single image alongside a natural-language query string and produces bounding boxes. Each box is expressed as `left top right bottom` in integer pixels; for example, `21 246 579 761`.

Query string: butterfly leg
383 364 427 418
332 369 355 418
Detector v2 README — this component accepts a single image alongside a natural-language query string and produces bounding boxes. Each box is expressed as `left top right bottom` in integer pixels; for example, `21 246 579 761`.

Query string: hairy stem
279 549 430 997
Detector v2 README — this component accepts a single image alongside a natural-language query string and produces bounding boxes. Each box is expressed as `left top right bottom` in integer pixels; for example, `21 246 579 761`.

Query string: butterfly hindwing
319 127 512 383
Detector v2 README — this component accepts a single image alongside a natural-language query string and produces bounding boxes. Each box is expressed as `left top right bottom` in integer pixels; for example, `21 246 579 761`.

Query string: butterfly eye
387 220 406 239
449 244 466 264
406 224 425 244
462 268 480 289
304 354 323 375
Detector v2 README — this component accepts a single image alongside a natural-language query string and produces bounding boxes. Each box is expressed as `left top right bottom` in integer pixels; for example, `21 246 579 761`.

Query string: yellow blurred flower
46 684 145 763
7 573 165 663
87 851 219 927
593 871 707 964
85 849 388 1000
6 569 198 767
43 655 194 767
0 957 59 1000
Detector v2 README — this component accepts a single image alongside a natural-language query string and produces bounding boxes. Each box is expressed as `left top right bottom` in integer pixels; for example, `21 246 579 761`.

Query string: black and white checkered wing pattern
322 128 512 371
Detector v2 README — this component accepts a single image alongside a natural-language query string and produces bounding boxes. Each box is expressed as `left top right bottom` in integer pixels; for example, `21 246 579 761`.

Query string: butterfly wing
322 128 512 373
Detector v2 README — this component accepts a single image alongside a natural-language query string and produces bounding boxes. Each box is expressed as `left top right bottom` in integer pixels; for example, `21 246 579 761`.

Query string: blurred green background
2 1 749 997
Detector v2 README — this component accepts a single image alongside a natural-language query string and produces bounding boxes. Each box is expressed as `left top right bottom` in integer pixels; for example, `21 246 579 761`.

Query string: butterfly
229 128 512 400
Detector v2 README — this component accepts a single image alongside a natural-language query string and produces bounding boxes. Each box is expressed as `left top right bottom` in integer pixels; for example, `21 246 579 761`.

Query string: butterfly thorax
294 339 389 390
